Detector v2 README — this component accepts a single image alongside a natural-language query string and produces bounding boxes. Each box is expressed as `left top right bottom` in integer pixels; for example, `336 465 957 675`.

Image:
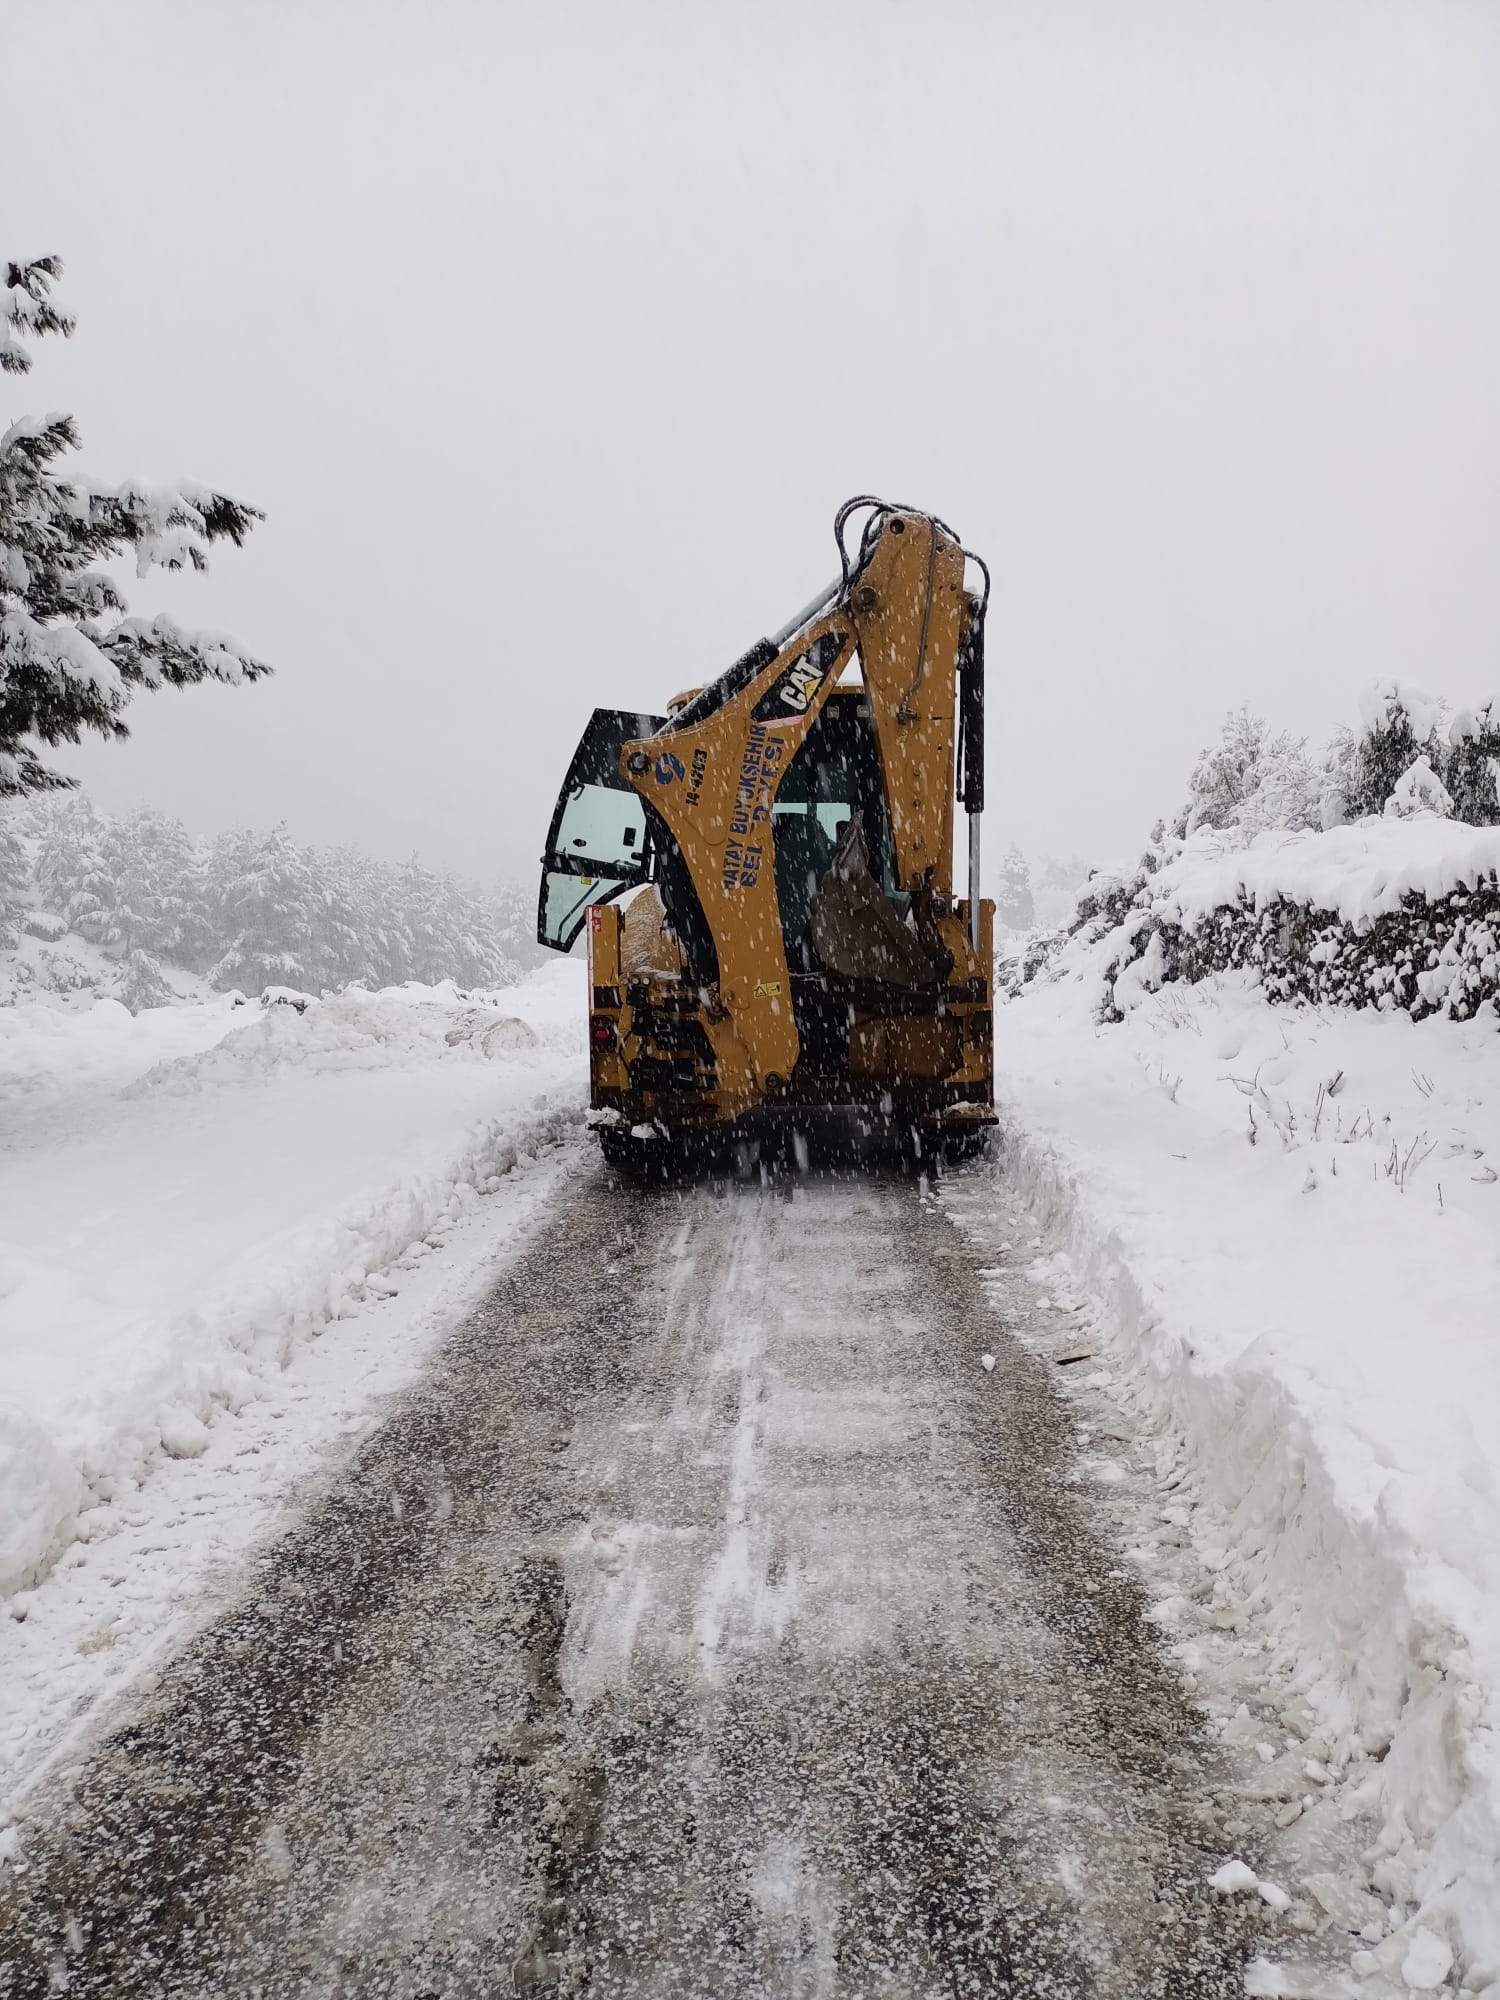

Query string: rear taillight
590 1017 617 1052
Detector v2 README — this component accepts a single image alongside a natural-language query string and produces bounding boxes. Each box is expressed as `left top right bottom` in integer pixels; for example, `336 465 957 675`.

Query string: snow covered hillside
0 960 588 1809
984 820 1500 1983
1 792 540 1007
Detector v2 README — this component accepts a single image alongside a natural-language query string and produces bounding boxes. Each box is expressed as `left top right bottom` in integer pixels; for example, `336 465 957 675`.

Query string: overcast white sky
10 0 1500 889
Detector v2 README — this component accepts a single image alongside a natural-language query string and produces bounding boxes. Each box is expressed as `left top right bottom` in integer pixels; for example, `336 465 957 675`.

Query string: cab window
537 707 664 951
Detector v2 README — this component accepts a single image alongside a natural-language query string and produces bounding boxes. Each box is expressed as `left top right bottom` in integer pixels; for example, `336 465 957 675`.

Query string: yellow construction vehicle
536 496 995 1172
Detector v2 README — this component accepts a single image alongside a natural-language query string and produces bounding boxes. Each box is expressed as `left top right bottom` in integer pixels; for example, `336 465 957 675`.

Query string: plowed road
0 1170 1262 1997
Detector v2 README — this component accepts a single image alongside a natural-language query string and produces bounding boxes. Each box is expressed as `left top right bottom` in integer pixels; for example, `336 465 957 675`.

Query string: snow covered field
982 830 1500 1986
0 960 589 1811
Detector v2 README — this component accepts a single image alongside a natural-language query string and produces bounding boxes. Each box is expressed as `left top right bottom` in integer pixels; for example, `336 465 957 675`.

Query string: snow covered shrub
1006 836 1177 1005
1068 821 1177 937
1231 737 1323 838
1073 863 1150 936
1179 706 1264 833
1384 755 1453 820
28 941 102 995
1342 682 1445 822
1319 726 1359 828
1178 707 1321 841
1446 700 1500 826
1 256 268 798
995 927 1067 999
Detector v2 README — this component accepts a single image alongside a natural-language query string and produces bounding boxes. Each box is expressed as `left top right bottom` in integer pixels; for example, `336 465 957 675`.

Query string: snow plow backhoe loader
536 496 995 1173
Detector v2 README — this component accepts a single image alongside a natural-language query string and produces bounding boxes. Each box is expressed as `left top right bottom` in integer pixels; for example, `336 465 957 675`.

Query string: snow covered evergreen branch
0 255 268 797
1 256 75 375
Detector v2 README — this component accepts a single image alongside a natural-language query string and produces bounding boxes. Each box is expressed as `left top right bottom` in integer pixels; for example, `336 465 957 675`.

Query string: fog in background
11 0 1500 892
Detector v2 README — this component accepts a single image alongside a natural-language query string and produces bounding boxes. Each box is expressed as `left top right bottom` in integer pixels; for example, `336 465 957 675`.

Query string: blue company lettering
722 724 784 890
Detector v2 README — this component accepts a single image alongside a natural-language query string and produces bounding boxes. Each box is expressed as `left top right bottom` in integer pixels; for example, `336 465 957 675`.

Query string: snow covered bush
1446 700 1500 826
1 255 268 798
1339 682 1446 823
1179 706 1322 840
1384 754 1453 821
995 927 1067 998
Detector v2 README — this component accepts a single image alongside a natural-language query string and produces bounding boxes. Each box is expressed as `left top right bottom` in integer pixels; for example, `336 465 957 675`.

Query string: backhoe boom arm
619 505 983 1092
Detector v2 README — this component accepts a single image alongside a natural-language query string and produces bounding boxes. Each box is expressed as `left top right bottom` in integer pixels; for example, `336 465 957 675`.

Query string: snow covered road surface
0 964 588 1810
0 1167 1307 1999
984 956 1500 1986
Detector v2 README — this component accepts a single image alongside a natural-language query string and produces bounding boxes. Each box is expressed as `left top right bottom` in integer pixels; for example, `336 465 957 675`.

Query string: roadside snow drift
991 825 1500 1982
0 965 586 1606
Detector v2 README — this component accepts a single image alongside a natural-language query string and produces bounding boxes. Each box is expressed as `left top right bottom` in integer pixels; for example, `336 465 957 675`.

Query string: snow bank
127 982 541 1089
0 967 587 1605
0 987 233 1094
990 913 1500 1978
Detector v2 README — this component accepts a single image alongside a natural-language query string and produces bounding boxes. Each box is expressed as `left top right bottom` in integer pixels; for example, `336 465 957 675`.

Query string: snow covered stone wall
1081 820 1500 1028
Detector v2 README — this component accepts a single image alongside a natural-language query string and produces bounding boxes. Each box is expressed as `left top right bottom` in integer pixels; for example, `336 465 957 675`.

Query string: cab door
536 708 665 951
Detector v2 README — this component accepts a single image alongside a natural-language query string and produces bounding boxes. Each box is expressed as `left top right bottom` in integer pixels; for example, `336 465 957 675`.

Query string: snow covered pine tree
7 791 532 999
0 804 25 947
1 256 267 798
997 845 1035 930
